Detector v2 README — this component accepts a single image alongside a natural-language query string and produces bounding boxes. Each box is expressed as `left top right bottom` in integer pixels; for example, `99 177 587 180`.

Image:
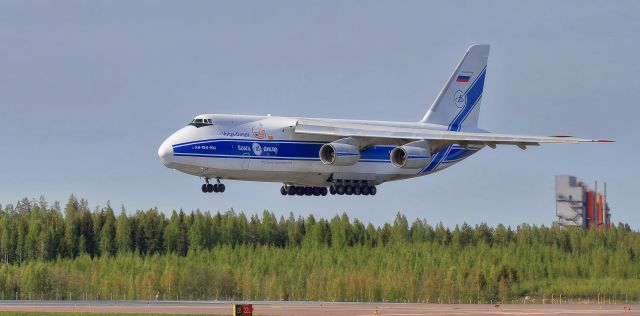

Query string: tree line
0 195 638 303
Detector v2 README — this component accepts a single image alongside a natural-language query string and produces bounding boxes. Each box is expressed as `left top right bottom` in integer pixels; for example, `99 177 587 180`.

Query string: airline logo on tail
454 90 466 108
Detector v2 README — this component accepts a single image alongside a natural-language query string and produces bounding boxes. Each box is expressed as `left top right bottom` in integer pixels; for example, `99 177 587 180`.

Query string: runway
0 300 637 315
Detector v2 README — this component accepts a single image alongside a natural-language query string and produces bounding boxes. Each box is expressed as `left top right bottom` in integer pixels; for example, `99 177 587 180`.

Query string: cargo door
242 153 250 170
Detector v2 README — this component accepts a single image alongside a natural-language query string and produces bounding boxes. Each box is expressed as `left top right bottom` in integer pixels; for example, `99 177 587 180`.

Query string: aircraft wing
294 118 611 149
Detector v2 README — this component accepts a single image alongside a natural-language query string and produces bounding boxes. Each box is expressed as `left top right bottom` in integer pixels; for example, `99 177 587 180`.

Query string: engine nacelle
390 145 432 169
319 143 360 166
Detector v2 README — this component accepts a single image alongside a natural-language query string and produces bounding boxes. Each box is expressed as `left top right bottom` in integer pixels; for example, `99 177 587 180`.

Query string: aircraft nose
158 139 174 167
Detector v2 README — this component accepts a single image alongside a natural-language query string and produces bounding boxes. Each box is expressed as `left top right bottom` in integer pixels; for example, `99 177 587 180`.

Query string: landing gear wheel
369 186 377 195
288 186 296 195
320 187 328 196
329 186 336 195
362 185 370 195
212 184 219 193
336 185 345 195
201 184 208 193
218 183 225 192
345 185 354 195
281 186 287 195
207 184 215 193
354 186 362 195
312 187 321 196
296 187 305 196
305 187 313 196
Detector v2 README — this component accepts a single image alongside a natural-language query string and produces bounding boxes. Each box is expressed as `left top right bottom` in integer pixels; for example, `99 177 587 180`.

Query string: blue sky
0 1 637 228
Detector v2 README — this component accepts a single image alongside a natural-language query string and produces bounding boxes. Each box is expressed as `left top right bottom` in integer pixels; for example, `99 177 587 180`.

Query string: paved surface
0 301 637 315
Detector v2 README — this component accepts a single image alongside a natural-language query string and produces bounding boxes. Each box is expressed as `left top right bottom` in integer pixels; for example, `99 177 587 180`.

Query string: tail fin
421 44 489 131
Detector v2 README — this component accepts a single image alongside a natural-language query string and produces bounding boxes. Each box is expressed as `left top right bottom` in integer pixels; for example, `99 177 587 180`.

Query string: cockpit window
189 118 213 128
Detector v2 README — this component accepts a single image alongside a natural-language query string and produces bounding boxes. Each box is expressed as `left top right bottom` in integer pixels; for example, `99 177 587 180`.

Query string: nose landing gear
201 178 225 193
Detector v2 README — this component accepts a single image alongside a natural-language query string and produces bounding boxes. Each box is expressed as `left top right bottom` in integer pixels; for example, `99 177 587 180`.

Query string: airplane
158 44 611 197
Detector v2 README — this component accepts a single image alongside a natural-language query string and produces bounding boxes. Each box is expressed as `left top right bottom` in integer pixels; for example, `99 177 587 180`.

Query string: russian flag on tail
456 71 473 83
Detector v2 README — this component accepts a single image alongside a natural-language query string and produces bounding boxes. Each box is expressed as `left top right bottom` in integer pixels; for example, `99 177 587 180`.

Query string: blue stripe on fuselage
172 138 475 166
173 139 393 161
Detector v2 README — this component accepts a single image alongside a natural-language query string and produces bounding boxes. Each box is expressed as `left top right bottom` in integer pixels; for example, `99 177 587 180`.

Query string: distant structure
554 175 611 230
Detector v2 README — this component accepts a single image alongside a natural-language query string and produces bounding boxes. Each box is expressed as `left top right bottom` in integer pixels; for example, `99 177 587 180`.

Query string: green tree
99 203 116 257
63 195 81 258
115 205 133 253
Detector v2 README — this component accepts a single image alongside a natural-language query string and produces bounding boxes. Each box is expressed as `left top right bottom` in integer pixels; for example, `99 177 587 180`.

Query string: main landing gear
329 181 377 196
201 178 225 193
280 181 377 197
280 185 328 196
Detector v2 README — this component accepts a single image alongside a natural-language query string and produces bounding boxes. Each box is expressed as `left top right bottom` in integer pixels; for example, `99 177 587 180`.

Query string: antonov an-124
158 44 611 196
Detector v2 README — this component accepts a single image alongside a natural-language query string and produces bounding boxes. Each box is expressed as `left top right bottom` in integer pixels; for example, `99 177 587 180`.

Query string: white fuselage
157 46 604 192
158 114 482 187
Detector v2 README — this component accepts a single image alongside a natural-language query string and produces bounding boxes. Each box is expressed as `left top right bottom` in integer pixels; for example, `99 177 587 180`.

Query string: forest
0 195 638 303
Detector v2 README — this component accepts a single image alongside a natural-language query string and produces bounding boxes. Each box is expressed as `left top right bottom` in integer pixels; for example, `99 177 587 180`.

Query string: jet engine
319 142 360 166
390 141 432 169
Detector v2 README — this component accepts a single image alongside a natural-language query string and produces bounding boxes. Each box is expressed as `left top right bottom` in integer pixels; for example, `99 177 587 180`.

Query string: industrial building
554 175 611 230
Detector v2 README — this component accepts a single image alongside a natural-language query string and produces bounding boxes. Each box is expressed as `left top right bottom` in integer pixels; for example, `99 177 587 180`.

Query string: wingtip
579 139 615 143
555 136 614 143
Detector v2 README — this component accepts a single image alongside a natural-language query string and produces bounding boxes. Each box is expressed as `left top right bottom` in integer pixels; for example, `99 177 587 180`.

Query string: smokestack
604 182 608 229
595 181 600 230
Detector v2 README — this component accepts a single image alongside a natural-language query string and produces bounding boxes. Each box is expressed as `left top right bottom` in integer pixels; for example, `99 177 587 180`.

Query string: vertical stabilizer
421 44 489 131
